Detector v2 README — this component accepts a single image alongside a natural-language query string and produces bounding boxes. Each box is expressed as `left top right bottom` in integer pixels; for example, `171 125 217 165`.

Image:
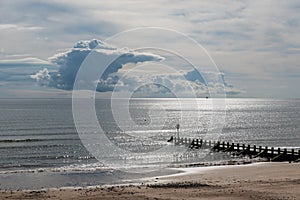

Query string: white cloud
0 24 42 31
31 39 164 91
113 69 241 97
30 68 51 86
0 56 54 92
0 57 50 66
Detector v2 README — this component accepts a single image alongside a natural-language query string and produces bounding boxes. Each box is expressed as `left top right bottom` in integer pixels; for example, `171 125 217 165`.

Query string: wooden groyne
171 137 300 162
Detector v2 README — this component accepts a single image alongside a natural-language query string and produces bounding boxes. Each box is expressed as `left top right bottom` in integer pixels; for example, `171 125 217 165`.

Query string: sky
0 0 300 98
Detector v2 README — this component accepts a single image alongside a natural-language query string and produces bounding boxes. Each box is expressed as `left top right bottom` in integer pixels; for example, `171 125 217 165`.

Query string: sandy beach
0 162 299 200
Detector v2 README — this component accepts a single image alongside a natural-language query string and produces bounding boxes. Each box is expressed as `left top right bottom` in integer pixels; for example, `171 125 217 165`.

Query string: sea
0 98 299 189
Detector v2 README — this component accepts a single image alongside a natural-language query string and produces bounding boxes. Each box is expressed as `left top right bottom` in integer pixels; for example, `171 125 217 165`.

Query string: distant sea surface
0 98 299 188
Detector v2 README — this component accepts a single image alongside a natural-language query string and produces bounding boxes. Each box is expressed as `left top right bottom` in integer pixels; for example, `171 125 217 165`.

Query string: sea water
0 98 299 189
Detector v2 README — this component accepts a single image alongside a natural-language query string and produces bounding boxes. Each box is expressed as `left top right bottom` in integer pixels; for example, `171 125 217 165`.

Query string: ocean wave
0 132 76 137
0 138 80 143
0 126 75 132
0 143 76 149
0 138 44 143
0 163 111 174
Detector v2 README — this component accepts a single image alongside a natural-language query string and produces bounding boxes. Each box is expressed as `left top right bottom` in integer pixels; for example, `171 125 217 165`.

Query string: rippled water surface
0 98 299 173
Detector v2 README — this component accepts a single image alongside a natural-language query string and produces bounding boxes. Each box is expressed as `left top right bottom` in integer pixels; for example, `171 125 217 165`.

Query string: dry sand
0 162 299 200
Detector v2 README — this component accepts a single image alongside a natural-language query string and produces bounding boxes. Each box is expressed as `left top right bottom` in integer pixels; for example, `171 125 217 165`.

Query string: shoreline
0 162 299 199
0 158 264 191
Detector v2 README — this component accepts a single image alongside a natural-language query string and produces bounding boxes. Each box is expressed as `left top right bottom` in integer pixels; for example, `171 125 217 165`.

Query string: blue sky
0 0 300 98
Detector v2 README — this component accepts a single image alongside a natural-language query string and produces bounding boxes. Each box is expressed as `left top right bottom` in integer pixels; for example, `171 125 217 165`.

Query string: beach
1 162 299 200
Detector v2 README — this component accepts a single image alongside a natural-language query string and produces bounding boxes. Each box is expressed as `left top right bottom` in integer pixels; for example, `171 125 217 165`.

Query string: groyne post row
172 137 300 162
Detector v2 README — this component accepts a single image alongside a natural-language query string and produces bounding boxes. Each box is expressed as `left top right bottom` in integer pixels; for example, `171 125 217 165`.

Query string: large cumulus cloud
31 39 164 90
31 39 241 97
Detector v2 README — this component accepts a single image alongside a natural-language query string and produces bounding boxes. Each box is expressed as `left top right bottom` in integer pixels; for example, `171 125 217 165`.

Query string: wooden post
259 146 262 152
278 148 281 155
271 147 274 156
253 145 256 153
242 144 245 150
291 149 294 156
248 145 252 158
237 143 239 151
176 124 180 138
196 139 199 147
222 141 225 149
247 144 250 150
227 142 230 149
265 146 269 161
188 138 191 145
202 140 205 148
283 148 287 155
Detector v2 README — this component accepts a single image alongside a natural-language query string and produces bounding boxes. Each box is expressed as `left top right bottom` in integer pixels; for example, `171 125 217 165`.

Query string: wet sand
0 162 299 200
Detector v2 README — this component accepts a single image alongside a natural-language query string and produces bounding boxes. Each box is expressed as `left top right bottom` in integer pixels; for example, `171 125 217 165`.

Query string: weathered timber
170 137 300 162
